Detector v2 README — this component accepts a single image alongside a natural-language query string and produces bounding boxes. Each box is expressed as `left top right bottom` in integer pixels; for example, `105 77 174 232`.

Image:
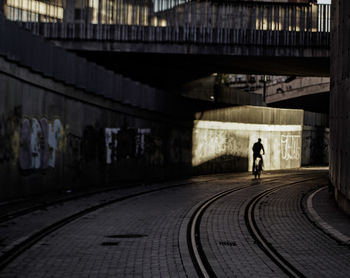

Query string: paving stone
0 170 348 277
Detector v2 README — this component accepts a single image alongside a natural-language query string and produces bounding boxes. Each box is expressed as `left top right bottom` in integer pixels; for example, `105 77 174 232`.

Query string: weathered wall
302 126 329 166
0 56 331 201
192 120 302 173
302 111 329 166
330 0 350 214
0 56 196 200
0 12 332 202
192 106 304 173
0 17 190 117
0 54 331 201
191 107 330 172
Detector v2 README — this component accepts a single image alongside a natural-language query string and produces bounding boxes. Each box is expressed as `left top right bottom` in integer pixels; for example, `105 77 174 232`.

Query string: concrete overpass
256 76 330 113
5 0 331 89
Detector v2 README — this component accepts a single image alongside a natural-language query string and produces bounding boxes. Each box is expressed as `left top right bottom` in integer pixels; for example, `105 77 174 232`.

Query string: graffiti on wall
105 128 120 164
66 132 82 172
148 135 164 167
136 128 151 157
105 127 151 164
169 129 192 164
281 135 301 161
19 117 63 170
82 125 105 162
0 107 21 165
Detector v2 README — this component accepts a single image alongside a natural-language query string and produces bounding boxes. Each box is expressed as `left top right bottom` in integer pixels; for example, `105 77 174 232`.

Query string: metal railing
2 1 331 46
3 1 331 31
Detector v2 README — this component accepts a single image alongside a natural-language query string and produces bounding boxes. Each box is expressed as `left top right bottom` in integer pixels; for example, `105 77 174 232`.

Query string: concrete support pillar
0 0 4 17
98 0 102 24
63 0 76 23
330 0 350 214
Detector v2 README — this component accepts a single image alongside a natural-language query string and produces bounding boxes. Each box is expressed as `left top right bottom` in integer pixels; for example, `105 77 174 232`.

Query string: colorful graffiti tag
19 117 63 170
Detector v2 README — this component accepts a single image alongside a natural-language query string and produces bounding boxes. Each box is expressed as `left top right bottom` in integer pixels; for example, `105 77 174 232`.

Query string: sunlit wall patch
191 120 302 171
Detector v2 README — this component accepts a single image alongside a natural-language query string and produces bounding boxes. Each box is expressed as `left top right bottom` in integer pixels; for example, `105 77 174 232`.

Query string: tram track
0 170 317 224
0 173 258 271
244 177 327 278
188 176 325 278
0 177 220 271
0 187 122 224
0 177 226 224
187 183 254 278
245 186 306 278
0 172 325 275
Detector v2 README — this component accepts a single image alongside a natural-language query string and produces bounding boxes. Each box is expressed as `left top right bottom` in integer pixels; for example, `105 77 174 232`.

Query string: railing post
0 0 329 50
63 0 76 23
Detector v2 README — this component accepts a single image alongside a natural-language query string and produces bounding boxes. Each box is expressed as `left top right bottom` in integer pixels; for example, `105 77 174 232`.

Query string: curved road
0 169 348 277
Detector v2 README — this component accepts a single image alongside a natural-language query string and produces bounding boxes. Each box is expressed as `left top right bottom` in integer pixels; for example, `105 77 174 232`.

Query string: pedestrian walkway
307 185 350 244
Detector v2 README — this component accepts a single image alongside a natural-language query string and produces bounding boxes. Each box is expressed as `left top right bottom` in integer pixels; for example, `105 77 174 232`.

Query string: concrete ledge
307 187 350 245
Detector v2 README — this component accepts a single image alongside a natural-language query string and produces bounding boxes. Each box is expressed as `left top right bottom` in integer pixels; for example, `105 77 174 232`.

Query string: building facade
330 0 350 214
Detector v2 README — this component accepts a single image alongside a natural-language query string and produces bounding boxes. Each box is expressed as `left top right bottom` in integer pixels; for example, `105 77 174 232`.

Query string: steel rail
244 177 326 278
187 175 286 278
0 173 259 271
0 173 324 274
189 176 324 278
0 179 221 224
0 178 217 271
188 183 254 278
0 171 297 224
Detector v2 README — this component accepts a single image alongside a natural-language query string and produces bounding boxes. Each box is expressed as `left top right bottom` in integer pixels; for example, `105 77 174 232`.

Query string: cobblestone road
0 169 349 278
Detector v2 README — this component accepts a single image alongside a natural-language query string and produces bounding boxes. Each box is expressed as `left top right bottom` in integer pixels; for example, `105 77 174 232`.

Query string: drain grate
219 241 237 247
101 242 120 246
106 234 147 239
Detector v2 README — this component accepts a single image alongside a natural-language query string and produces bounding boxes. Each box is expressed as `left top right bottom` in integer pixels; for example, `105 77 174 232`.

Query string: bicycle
252 156 263 179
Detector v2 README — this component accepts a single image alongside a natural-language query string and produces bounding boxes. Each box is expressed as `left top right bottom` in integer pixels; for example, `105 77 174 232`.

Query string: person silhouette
252 138 265 172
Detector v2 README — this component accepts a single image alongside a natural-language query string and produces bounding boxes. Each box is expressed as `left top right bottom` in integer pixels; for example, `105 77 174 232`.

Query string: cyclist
252 138 265 174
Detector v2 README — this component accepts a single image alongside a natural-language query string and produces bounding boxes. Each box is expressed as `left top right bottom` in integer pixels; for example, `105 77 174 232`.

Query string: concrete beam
68 50 329 90
261 77 330 103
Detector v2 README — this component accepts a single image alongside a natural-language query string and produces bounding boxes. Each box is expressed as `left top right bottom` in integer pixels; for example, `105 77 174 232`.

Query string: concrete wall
330 0 350 214
0 55 196 200
192 106 304 173
192 120 302 173
0 17 190 117
0 55 316 201
302 111 329 166
0 16 330 201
